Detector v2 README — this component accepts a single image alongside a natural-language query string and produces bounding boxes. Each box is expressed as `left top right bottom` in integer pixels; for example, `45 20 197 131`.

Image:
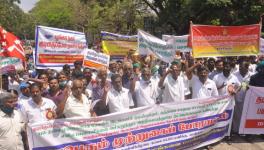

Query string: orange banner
39 54 83 64
191 24 261 58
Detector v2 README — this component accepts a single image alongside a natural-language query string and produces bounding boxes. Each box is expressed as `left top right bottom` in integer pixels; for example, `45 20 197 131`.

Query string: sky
17 0 39 12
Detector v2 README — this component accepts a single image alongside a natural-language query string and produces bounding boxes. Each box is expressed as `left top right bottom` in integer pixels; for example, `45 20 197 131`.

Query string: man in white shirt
159 62 189 103
100 74 134 113
130 67 159 107
187 65 218 99
233 61 252 133
0 92 25 150
20 83 57 124
59 79 92 118
213 61 240 96
208 59 223 80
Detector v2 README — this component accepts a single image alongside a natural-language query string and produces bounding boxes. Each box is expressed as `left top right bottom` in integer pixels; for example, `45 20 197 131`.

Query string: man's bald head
71 79 84 100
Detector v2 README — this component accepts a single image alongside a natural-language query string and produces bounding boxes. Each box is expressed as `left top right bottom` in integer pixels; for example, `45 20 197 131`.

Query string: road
211 135 264 150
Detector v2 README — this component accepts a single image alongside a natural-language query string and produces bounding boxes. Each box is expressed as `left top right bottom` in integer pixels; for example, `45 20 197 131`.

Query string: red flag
0 26 25 61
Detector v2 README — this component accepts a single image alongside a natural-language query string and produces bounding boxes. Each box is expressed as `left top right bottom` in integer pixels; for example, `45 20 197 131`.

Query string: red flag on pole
0 26 25 61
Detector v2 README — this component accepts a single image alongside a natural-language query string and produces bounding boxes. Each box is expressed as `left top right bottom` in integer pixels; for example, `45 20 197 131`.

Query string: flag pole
0 57 2 91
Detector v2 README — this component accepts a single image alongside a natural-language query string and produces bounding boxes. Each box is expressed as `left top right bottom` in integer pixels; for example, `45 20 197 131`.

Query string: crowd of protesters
1 50 264 150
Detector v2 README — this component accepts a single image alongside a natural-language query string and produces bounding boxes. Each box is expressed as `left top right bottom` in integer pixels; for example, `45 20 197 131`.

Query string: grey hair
0 92 13 106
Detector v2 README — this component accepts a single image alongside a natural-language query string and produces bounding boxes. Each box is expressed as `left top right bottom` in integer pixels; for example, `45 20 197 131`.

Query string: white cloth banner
34 26 87 70
138 30 175 63
162 34 192 52
0 57 23 73
239 86 264 134
27 95 233 150
83 49 110 69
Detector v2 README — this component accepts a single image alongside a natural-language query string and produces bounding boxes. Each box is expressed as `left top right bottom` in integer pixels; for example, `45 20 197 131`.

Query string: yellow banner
101 31 137 58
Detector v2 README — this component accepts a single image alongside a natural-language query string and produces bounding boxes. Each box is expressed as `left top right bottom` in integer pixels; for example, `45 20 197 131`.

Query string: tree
0 0 32 38
142 0 264 35
30 0 76 29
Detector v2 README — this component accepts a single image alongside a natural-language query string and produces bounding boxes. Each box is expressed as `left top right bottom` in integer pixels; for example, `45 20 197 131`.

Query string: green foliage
31 0 75 29
143 0 264 35
0 0 32 38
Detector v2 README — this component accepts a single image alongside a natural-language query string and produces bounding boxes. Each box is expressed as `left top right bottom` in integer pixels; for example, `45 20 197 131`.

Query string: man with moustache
159 62 190 103
58 79 92 118
187 64 219 99
20 83 57 123
0 92 25 150
100 74 134 113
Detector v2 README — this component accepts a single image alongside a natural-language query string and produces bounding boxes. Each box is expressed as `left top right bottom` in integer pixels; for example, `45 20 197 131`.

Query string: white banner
138 30 175 63
162 35 192 52
0 57 23 73
34 26 87 70
239 86 264 134
260 38 264 54
83 49 110 69
27 95 233 150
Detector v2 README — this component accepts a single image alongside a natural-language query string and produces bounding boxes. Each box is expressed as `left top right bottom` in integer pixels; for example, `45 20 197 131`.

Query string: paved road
211 135 264 150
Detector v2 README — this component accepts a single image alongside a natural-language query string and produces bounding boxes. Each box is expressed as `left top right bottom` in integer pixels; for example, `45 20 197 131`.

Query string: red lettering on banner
256 97 264 104
112 137 124 148
55 35 75 41
257 108 264 114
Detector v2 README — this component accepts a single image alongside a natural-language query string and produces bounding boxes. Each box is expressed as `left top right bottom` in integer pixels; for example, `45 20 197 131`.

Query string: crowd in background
1 51 264 150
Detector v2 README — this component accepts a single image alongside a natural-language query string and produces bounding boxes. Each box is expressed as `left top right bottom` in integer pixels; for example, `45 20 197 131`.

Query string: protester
100 74 134 113
213 60 240 96
0 92 25 150
18 82 31 102
43 77 67 106
130 67 159 107
91 67 111 116
122 61 134 89
233 61 252 133
208 59 223 80
20 83 57 123
158 61 189 103
187 64 219 99
249 60 264 87
58 79 93 118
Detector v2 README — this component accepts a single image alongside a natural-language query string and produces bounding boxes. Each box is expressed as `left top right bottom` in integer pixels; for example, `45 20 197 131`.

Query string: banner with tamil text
34 26 87 70
138 30 175 63
101 31 137 60
190 24 261 58
0 57 23 74
239 86 264 134
83 49 110 70
162 34 192 52
27 95 233 150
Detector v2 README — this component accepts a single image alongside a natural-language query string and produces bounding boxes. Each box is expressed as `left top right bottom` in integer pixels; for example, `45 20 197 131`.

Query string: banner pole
0 57 2 91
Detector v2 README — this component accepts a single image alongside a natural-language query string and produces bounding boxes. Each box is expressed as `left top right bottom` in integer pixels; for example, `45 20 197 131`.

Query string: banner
27 95 233 150
260 38 264 54
190 24 261 58
138 30 175 63
162 35 192 52
0 57 23 74
34 26 87 70
239 86 264 134
101 31 137 60
83 49 110 70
